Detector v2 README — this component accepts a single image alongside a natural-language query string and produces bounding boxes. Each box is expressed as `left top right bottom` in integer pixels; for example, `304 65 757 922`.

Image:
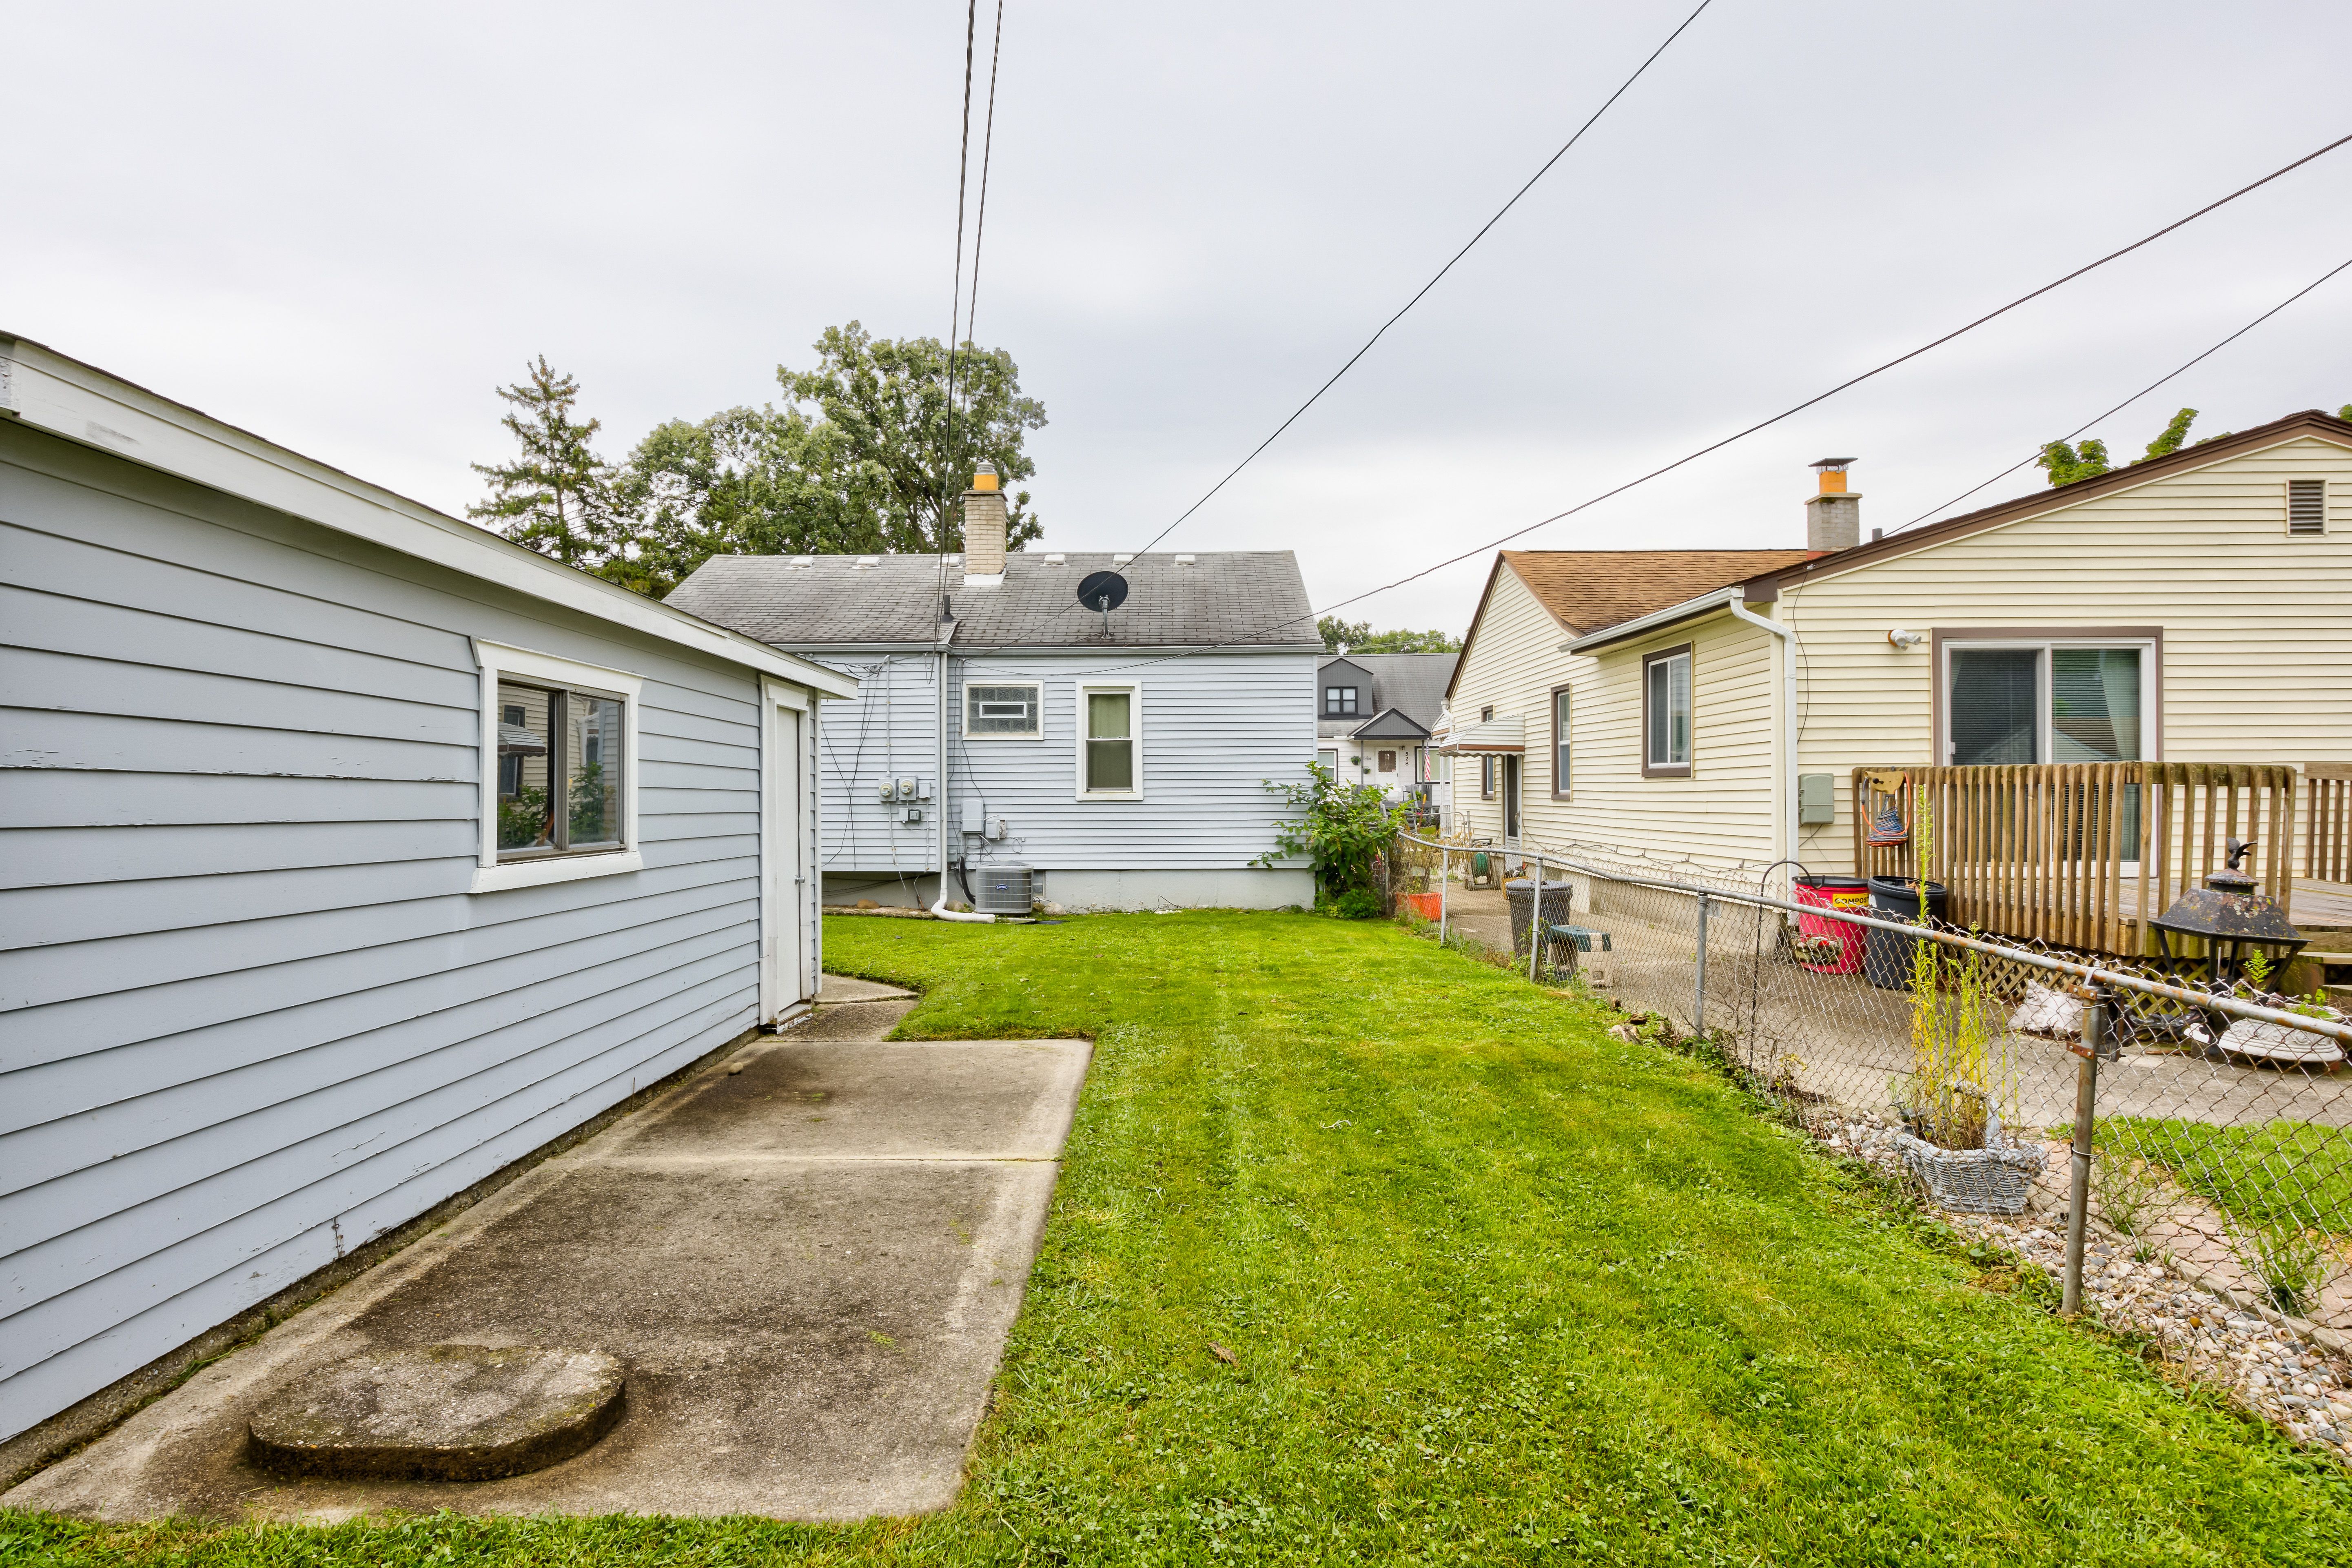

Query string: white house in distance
1316 651 1458 802
668 468 1320 912
0 334 853 1457
1444 412 2352 880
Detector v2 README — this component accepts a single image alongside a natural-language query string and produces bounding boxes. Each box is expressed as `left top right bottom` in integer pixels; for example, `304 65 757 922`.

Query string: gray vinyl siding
802 644 1315 875
810 652 945 876
0 423 769 1440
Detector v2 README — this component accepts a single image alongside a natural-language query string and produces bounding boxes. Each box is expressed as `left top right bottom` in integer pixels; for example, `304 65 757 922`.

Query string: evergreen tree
468 357 621 570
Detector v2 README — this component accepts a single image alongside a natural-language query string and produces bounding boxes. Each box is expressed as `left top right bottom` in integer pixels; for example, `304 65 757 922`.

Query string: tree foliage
1318 616 1462 654
469 326 1049 598
2038 406 2239 490
1258 761 1402 906
466 357 623 569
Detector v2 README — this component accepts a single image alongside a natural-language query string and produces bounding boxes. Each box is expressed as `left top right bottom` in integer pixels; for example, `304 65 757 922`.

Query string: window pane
968 684 1038 736
1087 740 1133 791
497 681 555 852
1669 654 1691 764
1087 692 1129 740
567 694 624 849
2050 649 2141 762
1950 649 2039 765
1554 689 1571 790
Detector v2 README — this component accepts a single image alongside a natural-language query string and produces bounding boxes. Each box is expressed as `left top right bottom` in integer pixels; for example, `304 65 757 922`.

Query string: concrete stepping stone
817 973 916 1002
247 1345 623 1481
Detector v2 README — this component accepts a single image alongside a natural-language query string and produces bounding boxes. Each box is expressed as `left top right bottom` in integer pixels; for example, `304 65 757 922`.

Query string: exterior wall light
1886 629 1926 650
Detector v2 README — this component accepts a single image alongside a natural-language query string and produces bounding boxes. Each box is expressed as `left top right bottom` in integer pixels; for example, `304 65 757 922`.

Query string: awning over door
1435 714 1525 754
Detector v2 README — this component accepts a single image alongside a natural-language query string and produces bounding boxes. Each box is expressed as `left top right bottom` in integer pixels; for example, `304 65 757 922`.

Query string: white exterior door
761 690 806 1022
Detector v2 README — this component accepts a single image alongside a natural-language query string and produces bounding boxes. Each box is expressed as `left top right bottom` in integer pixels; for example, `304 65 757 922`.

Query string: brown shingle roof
1499 548 1821 636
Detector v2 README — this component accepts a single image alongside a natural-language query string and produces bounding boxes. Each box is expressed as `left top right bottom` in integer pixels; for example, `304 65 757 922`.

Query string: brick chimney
1806 457 1860 551
962 462 1007 584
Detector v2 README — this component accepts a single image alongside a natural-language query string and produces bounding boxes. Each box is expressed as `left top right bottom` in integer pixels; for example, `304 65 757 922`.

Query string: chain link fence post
1438 845 1448 943
1529 854 1544 984
1693 890 1710 1036
2062 983 2110 1317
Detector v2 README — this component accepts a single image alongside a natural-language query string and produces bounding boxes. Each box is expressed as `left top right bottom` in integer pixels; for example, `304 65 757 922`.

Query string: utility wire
965 0 1007 356
1121 0 1719 560
1887 250 2352 534
1017 128 2352 677
939 0 981 581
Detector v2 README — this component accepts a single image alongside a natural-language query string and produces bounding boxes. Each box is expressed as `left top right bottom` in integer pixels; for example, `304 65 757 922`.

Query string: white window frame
1075 681 1143 800
1643 646 1693 777
471 640 645 893
962 679 1044 741
1938 634 2158 766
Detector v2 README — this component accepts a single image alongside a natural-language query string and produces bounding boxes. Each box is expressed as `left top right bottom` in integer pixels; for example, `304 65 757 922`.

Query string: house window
1378 749 1396 773
965 682 1041 739
1481 755 1495 797
1941 633 2156 766
495 679 626 860
2289 479 2326 535
1317 747 1339 774
1325 685 1359 715
1079 684 1140 797
1643 645 1692 777
1550 685 1572 798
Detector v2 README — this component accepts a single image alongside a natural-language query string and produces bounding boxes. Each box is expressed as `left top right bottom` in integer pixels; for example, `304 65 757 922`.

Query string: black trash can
1505 877 1575 958
1864 875 1948 990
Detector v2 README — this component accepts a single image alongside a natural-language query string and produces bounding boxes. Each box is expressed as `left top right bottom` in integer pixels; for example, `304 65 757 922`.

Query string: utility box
1798 772 1836 826
960 801 986 835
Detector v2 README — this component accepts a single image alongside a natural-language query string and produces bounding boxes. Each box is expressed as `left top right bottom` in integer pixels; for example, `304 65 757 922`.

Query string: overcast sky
11 0 2352 634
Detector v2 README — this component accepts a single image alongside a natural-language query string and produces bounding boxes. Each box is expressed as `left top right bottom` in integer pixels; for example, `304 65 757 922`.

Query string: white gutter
0 334 857 700
1560 590 1799 885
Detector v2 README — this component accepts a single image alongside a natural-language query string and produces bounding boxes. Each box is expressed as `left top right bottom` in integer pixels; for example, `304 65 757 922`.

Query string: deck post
2062 984 2110 1317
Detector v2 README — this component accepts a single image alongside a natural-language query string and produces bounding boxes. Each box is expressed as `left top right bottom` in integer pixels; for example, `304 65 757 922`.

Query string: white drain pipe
930 640 993 922
1723 593 1798 884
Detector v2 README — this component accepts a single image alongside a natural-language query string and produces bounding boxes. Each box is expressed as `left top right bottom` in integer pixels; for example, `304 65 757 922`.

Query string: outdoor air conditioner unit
974 862 1033 916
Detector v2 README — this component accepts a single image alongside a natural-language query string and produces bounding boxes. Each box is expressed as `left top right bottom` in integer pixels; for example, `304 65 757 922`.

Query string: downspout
930 627 993 923
1723 592 1798 889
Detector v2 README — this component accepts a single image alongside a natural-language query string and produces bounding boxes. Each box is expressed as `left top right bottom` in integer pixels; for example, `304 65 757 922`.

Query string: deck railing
2310 763 2352 886
1850 763 2298 956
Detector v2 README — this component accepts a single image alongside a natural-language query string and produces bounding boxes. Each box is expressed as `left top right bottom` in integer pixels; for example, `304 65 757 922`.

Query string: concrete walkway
8 987 1089 1523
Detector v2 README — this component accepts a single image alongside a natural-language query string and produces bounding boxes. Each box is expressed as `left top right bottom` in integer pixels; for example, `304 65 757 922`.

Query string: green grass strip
2102 1116 2352 1236
10 911 2348 1566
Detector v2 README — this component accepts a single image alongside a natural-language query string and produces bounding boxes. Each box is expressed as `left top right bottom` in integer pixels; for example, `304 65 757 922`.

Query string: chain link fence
1391 833 2352 1338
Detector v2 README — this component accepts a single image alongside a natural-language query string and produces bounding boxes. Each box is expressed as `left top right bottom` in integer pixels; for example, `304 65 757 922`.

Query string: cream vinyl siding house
1777 426 2352 873
1454 410 2352 878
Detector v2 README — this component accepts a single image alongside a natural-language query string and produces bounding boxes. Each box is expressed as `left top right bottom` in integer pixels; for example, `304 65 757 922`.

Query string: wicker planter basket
1891 1113 2046 1215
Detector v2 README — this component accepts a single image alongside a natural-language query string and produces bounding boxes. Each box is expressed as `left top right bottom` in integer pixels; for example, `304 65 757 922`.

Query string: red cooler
1792 874 1868 974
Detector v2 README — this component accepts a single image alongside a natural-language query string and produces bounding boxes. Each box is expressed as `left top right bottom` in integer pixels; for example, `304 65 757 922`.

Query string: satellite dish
1075 570 1129 614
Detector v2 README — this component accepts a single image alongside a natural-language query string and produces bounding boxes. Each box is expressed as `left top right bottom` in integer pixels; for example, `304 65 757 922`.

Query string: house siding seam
1780 434 2352 874
0 424 794 1442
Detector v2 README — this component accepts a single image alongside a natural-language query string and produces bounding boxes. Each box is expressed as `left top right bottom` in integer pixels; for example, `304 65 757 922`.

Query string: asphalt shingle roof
667 551 1315 649
1316 652 1459 739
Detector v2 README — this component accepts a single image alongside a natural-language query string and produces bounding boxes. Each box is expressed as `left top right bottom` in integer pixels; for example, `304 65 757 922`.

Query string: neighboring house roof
1448 550 1816 701
1316 651 1459 739
0 333 857 699
670 551 1317 650
1565 407 2352 655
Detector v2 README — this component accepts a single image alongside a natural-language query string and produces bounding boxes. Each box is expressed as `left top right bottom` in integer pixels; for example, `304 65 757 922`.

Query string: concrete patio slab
6 994 1090 1524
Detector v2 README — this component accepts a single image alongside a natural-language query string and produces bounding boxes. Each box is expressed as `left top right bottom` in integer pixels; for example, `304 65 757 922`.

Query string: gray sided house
1315 652 1458 800
0 337 853 1450
667 477 1319 912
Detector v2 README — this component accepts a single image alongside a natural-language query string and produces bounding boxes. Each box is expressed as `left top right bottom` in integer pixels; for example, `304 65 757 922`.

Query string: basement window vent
2288 479 2326 535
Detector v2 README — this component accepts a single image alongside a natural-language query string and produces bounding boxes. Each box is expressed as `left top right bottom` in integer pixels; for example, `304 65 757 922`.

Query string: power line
1888 250 2352 534
1121 0 1719 560
964 0 1007 356
1018 129 2352 678
940 0 982 568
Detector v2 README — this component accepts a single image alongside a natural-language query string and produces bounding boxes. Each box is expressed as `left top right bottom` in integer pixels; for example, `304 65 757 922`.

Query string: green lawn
12 911 2349 1566
2105 1116 2352 1236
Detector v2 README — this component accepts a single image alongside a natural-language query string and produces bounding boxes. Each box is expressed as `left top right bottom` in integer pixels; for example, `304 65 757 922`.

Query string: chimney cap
1809 457 1857 471
971 460 1001 492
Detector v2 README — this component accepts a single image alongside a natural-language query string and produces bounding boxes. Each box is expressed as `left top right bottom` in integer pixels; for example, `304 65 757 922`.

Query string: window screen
967 683 1040 737
1645 651 1691 769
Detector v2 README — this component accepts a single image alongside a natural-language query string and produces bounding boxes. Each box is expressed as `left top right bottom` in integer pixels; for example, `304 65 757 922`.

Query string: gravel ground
1811 1109 2352 1463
